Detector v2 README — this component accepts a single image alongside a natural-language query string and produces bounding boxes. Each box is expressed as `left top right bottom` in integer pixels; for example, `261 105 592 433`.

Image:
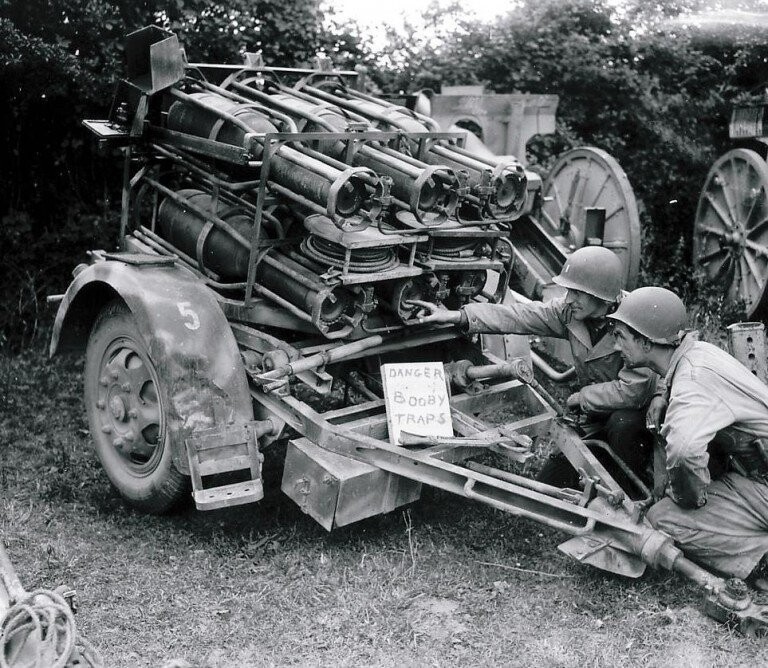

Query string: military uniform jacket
662 333 768 507
461 297 658 413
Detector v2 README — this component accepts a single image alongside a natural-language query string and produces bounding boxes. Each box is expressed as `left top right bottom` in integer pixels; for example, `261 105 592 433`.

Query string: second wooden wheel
694 148 768 317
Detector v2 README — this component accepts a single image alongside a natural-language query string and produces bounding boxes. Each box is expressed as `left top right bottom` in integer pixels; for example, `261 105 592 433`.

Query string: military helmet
551 246 623 302
607 286 687 344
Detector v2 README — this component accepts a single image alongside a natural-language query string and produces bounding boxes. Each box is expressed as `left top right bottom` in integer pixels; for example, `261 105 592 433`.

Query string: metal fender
50 257 253 474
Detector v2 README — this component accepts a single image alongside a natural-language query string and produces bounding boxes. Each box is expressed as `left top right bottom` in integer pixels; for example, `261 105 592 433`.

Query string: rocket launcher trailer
47 27 768 636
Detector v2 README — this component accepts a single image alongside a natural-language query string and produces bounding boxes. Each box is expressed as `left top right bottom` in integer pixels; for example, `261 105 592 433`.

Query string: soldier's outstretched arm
407 300 462 325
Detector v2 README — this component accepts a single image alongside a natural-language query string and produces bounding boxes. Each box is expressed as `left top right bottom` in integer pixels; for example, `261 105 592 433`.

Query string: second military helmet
551 246 623 302
607 286 687 344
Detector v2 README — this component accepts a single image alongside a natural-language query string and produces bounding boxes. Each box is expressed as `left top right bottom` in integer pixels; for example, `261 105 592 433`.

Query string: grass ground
2 350 768 667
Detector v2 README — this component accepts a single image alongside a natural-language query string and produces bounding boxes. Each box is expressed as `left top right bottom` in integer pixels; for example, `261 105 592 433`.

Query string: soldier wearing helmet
410 246 660 488
609 286 768 584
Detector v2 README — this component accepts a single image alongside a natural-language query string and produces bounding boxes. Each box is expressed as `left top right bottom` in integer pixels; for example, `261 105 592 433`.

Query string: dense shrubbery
2 0 768 348
0 0 322 349
357 0 768 305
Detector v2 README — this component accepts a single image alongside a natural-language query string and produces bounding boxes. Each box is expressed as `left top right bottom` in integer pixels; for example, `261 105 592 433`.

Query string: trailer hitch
703 578 768 638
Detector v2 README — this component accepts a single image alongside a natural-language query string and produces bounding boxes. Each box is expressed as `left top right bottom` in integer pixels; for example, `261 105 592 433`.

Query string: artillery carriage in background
695 102 768 317
47 27 768 636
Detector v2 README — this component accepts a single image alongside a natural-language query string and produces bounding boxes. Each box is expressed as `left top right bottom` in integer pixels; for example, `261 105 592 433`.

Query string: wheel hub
725 228 744 248
94 344 163 468
109 395 127 421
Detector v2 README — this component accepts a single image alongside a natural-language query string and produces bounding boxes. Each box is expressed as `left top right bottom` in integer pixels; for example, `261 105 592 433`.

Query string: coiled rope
1 589 102 668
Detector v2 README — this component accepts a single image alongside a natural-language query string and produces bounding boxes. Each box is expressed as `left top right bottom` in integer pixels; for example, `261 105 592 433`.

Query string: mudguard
50 255 253 474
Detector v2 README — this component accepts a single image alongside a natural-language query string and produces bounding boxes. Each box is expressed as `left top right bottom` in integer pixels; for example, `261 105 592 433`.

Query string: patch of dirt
405 595 468 641
652 605 723 666
476 403 534 425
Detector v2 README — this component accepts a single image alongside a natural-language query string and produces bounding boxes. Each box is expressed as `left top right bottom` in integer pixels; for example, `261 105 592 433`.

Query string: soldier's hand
405 300 462 325
646 395 667 431
566 392 581 410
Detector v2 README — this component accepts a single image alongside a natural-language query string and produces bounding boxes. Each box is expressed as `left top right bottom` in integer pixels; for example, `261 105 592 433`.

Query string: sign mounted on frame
381 362 453 446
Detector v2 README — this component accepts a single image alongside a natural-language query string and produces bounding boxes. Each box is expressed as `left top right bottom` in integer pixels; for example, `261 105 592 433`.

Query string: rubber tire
84 300 188 513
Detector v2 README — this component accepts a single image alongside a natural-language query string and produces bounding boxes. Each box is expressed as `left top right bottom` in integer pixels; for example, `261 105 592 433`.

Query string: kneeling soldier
410 246 659 488
608 286 768 585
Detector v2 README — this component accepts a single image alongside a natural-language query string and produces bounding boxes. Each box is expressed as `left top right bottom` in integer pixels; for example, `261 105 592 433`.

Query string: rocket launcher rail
292 80 528 221
217 78 465 225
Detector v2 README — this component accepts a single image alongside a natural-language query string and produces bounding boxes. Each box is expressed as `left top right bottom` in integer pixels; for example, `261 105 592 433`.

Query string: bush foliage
2 0 768 348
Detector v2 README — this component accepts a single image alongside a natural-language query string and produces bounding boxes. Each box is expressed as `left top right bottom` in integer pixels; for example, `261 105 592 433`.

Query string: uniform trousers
647 472 768 578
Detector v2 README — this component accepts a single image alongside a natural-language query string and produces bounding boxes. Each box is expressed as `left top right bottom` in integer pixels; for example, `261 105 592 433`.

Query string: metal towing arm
250 343 768 637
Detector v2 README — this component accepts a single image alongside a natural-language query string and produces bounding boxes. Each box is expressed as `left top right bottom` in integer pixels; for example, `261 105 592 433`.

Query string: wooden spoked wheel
540 147 641 290
694 148 768 317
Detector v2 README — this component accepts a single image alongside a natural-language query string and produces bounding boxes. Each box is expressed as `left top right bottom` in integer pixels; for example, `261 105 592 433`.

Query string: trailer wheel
84 301 187 513
694 148 768 318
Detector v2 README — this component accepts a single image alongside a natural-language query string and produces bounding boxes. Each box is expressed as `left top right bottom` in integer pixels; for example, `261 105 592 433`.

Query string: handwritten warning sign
381 362 453 445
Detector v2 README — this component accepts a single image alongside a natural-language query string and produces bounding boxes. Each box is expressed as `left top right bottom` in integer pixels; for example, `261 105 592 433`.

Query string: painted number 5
177 301 200 331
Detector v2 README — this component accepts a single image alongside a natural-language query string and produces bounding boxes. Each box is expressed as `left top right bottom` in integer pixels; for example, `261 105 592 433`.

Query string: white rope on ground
0 589 103 668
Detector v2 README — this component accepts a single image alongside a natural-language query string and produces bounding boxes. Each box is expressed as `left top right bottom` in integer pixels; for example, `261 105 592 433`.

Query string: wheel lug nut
121 383 132 393
110 370 119 380
96 400 105 409
123 430 136 443
100 376 109 387
113 438 124 448
128 409 139 419
101 425 112 434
